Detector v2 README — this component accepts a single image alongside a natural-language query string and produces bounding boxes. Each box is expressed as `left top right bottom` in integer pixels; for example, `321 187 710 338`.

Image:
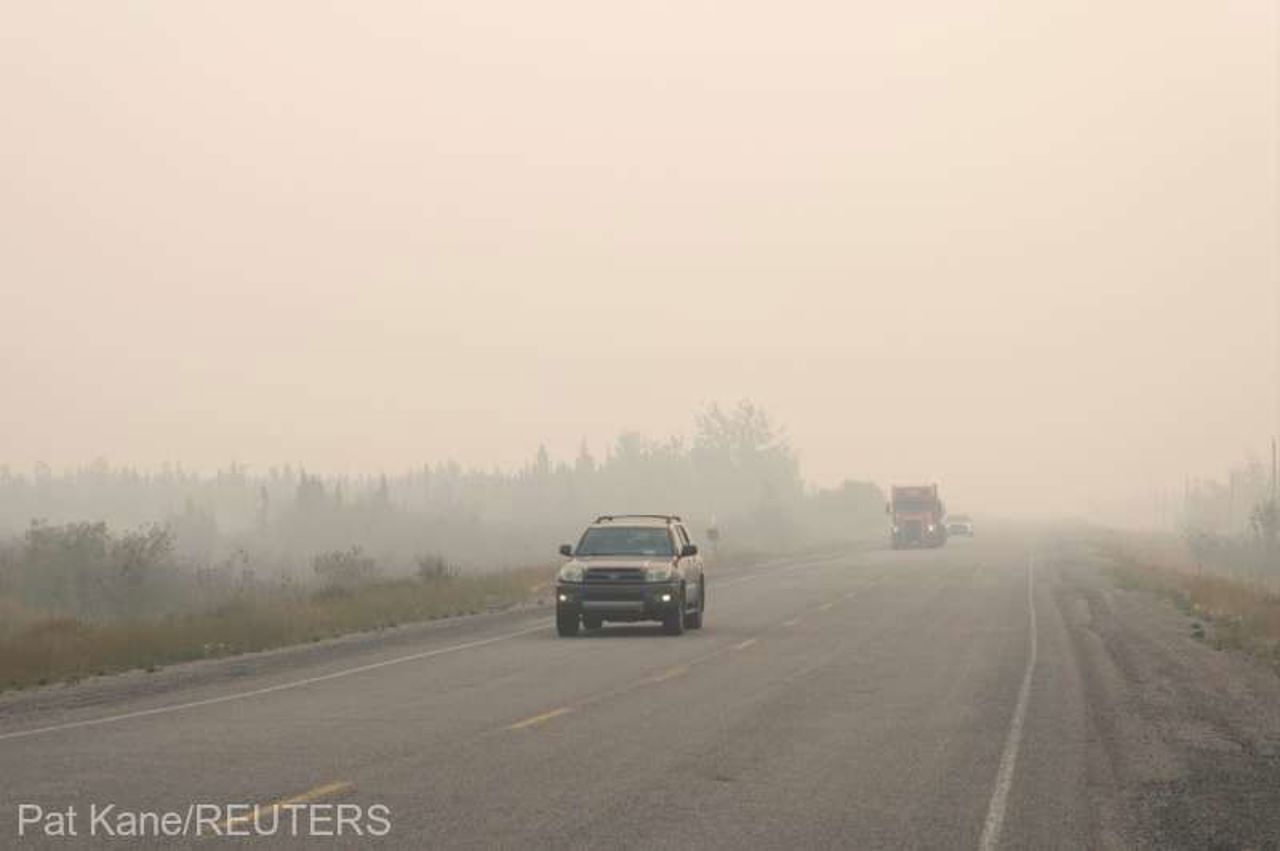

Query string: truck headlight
558 564 584 583
645 565 675 582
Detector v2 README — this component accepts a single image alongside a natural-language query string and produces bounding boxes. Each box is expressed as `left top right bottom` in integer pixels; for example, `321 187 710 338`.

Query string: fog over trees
0 402 886 624
1180 453 1279 581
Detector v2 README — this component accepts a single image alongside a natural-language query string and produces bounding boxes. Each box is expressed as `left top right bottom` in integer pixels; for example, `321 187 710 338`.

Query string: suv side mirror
559 544 573 557
680 543 698 557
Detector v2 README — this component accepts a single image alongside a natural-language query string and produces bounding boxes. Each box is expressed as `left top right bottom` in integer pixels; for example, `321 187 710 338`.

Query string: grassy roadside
1102 536 1280 666
0 566 552 693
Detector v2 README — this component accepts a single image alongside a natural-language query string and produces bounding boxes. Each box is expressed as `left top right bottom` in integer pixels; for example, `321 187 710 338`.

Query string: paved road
2 529 1279 849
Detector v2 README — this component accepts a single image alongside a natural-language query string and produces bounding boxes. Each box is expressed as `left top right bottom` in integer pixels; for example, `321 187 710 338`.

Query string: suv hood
567 555 675 570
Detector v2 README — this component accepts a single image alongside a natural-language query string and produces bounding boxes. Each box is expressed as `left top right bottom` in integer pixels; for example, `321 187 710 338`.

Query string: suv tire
556 611 580 637
663 588 686 636
684 578 704 630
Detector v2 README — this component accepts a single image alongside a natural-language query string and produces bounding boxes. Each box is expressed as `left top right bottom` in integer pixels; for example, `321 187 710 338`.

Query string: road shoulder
1047 534 1280 849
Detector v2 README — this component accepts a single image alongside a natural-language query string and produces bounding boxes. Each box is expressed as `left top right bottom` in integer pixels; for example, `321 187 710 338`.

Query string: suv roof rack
594 514 682 524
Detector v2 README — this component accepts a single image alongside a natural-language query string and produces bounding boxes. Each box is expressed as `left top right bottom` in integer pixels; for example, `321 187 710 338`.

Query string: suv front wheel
662 587 686 636
556 610 579 637
684 577 704 630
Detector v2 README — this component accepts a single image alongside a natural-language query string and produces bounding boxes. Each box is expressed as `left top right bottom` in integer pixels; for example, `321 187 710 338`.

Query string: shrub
312 546 377 590
14 521 178 620
416 553 456 583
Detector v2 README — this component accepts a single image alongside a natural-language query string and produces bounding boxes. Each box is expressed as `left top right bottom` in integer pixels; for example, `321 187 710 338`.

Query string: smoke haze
2 1 1276 518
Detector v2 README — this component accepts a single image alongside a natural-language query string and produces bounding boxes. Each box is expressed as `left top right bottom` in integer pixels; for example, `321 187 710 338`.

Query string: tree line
0 402 886 621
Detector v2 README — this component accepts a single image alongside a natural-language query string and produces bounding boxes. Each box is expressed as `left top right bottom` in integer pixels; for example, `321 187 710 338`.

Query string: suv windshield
576 526 674 557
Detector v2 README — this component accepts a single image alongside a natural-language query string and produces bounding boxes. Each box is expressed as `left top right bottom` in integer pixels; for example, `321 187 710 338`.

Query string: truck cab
887 484 947 549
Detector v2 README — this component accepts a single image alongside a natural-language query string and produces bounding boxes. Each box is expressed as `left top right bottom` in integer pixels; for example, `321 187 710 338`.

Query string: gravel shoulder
1046 534 1280 849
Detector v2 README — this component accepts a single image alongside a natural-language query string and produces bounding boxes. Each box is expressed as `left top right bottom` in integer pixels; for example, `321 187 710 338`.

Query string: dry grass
0 566 552 692
1105 536 1280 664
0 598 43 640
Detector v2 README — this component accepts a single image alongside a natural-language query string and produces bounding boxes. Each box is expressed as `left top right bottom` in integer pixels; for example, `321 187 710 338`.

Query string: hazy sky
2 1 1276 516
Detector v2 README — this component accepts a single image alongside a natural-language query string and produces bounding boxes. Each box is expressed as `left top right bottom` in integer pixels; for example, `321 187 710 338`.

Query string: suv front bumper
556 581 681 621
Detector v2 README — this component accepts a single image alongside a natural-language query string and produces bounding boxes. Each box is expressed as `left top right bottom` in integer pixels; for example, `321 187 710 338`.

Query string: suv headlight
645 564 675 582
558 563 584 583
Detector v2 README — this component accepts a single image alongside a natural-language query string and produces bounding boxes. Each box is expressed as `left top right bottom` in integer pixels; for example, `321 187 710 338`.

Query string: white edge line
977 555 1037 851
0 621 550 743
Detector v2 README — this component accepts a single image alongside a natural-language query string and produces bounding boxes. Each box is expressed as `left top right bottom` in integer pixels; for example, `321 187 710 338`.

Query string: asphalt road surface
3 529 1279 849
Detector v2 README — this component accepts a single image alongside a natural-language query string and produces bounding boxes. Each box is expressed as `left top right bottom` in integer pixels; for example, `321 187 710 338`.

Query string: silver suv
554 515 706 636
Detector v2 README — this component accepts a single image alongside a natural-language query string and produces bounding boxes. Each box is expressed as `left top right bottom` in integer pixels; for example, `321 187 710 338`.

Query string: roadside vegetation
1095 450 1280 667
1102 531 1280 667
0 526 549 691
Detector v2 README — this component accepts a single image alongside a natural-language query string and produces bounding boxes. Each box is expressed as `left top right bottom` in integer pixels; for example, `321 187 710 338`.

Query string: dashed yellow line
507 706 574 730
502 622 789 736
648 665 689 684
224 781 351 831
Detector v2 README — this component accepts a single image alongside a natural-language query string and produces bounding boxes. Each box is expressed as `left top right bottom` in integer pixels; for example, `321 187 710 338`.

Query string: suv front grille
584 568 646 583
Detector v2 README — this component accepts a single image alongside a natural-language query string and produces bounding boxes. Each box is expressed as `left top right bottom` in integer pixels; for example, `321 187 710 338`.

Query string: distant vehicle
887 484 947 549
947 514 975 536
554 515 706 636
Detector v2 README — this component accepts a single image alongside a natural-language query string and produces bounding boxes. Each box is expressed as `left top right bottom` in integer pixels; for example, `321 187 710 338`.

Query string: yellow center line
648 665 690 684
501 618 795 735
507 706 574 730
224 781 352 830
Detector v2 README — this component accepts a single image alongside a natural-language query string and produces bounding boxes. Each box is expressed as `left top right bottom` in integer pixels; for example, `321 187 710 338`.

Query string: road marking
496 591 848 735
225 781 351 831
816 602 834 612
507 706 573 730
0 621 550 743
977 555 1038 851
649 665 690 683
